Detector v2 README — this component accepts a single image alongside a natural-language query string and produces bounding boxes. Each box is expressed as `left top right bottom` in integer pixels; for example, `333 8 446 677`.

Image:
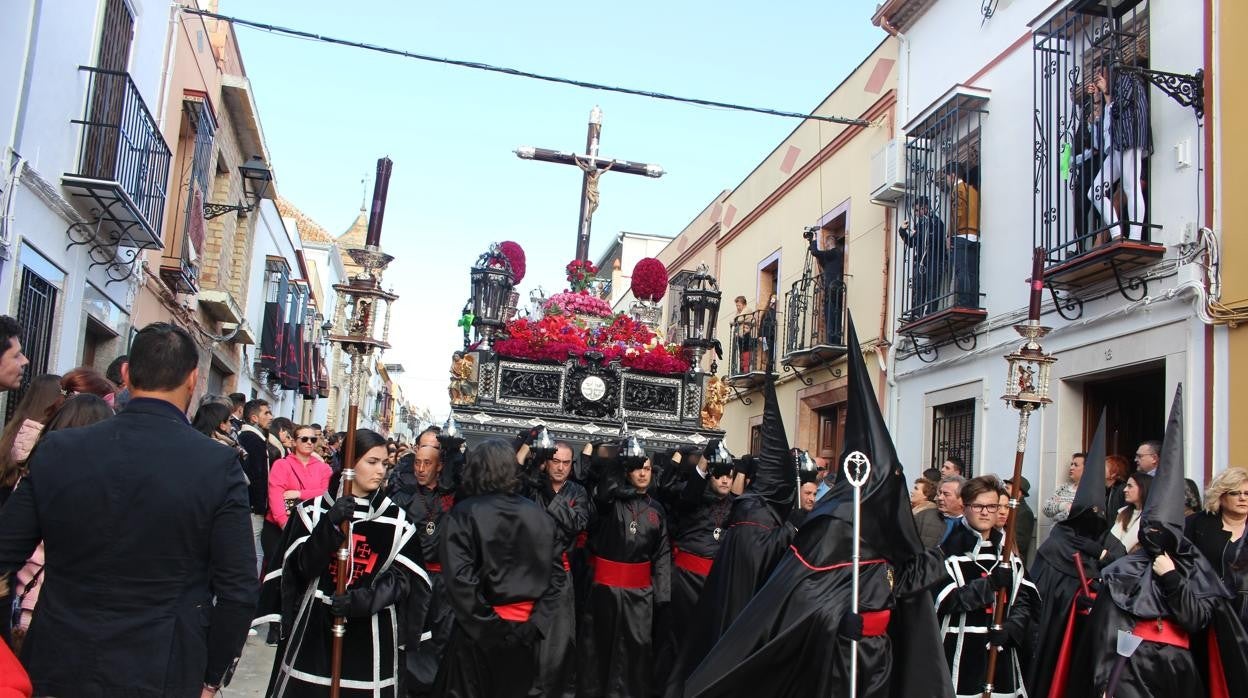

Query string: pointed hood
747 372 795 509
1140 385 1186 538
1062 409 1109 538
799 312 921 564
1101 383 1231 615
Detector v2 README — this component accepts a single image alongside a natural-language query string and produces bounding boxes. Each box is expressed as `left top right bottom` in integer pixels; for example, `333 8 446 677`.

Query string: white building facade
872 0 1215 544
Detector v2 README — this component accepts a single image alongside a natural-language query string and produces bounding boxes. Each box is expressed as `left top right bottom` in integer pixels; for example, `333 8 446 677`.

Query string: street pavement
224 634 276 696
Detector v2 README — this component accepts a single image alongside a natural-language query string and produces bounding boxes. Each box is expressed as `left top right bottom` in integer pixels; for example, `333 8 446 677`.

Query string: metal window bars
901 99 987 325
1033 0 1158 266
931 398 976 472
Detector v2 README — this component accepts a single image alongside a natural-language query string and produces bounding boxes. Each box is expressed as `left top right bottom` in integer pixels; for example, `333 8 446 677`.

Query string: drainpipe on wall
154 3 181 130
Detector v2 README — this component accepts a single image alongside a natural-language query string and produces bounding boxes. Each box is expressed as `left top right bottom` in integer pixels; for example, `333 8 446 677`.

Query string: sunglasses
298 436 319 444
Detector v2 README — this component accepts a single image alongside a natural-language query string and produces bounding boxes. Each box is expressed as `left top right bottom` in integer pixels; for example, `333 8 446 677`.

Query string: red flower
499 241 526 284
630 257 668 302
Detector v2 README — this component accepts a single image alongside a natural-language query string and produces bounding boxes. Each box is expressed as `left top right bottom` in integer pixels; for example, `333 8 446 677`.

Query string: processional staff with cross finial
515 106 665 261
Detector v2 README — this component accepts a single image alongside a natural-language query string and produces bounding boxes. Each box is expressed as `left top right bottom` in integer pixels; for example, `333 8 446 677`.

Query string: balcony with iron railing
725 307 780 393
781 274 847 383
63 66 171 252
1031 0 1200 320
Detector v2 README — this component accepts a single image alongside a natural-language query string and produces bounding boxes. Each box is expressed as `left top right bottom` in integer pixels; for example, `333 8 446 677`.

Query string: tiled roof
275 196 333 243
338 208 368 246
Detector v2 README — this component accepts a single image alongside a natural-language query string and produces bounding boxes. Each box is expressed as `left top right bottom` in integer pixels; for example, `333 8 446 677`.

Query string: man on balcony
944 162 980 309
898 195 945 319
805 228 845 345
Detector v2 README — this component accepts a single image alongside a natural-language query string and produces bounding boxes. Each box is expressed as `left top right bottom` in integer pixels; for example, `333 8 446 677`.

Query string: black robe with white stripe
255 493 431 697
934 526 1038 698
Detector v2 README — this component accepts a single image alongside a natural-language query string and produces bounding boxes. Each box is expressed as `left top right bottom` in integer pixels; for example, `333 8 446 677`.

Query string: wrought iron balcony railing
726 308 779 390
65 66 171 250
782 274 847 375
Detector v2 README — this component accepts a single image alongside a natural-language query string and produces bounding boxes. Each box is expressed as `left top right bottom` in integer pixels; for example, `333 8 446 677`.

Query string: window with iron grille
6 266 60 423
1033 0 1153 263
931 398 975 473
901 99 986 323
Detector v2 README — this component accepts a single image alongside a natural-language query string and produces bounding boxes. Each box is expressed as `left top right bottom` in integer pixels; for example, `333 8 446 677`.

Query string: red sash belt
1133 618 1190 648
592 556 652 589
561 552 570 572
493 600 535 623
673 548 714 577
575 531 588 548
425 562 442 574
861 609 891 637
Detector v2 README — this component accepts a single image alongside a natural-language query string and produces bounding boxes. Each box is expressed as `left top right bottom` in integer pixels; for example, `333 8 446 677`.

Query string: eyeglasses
816 466 829 473
298 436 319 444
1134 452 1154 460
1224 490 1248 499
968 503 1001 513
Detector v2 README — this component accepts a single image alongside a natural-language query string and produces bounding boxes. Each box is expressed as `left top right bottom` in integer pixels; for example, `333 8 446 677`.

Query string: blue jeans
952 237 980 309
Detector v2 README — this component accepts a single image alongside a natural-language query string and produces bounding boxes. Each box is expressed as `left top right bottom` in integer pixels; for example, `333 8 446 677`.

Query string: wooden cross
515 106 664 261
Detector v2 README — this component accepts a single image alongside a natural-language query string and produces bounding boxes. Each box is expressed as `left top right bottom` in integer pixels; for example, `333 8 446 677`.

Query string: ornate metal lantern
1001 323 1057 411
679 263 722 370
618 430 647 469
468 244 516 349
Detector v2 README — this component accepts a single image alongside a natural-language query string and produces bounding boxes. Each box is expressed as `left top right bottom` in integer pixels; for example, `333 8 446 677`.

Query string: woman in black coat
1185 467 1248 629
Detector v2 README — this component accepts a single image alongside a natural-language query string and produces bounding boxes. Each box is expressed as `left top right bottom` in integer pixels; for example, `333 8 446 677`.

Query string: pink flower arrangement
630 257 668 302
544 291 614 318
498 241 526 284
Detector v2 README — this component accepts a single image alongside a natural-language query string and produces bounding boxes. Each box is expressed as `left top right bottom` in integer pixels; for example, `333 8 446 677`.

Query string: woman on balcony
1087 61 1152 243
732 296 754 374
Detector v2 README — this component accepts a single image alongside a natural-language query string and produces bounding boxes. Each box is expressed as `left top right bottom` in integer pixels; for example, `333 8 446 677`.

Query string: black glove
989 565 1013 590
837 611 864 642
326 496 356 526
1139 524 1178 559
986 626 1011 650
502 621 542 647
1075 592 1096 615
786 508 809 529
330 592 354 617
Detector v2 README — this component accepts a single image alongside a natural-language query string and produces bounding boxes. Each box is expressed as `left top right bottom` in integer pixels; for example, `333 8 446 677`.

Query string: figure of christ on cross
515 106 665 261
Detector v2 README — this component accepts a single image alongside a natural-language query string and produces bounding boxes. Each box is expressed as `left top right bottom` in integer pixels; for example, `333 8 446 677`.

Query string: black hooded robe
432 492 566 698
1024 525 1103 698
683 504 951 698
578 488 671 698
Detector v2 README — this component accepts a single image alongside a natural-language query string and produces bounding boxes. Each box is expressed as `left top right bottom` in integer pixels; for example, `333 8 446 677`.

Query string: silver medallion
425 521 436 536
629 520 639 535
713 527 722 541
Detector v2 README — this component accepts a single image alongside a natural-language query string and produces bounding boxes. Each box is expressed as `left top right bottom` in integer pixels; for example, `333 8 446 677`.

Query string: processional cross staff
981 248 1056 698
842 449 872 698
515 106 665 261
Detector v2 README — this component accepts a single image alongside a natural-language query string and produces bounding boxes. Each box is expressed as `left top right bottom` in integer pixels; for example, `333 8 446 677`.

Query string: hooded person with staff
682 314 953 698
1060 386 1248 698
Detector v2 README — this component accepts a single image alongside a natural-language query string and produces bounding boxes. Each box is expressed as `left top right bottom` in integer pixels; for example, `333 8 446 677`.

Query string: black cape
432 492 566 698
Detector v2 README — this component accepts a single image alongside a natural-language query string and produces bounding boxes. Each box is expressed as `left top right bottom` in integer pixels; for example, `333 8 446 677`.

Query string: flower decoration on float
493 312 690 375
566 259 598 293
630 257 668 303
544 291 615 318
498 241 526 285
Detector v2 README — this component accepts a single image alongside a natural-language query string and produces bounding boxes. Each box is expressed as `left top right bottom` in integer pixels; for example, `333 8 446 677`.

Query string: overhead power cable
179 6 871 127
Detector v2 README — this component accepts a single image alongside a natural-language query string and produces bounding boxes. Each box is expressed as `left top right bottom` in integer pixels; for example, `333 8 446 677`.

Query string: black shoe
266 624 280 646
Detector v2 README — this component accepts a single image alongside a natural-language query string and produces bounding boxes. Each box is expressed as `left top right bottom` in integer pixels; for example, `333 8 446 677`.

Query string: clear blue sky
232 0 888 416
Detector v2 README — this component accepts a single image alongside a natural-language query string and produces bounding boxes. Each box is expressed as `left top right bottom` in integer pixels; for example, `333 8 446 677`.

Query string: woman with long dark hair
191 402 247 464
1103 471 1151 563
0 374 62 504
11 393 114 651
258 428 430 697
434 438 564 697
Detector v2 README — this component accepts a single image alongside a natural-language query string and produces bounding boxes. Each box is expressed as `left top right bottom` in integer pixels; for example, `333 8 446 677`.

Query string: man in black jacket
238 398 273 576
0 322 257 697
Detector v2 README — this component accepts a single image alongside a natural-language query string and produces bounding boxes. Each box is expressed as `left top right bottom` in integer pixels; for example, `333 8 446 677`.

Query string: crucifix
515 106 665 261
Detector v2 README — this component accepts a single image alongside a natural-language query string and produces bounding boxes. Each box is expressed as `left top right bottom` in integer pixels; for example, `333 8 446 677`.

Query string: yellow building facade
659 37 900 458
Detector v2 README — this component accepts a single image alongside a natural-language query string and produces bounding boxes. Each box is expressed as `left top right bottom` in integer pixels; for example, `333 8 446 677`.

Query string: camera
802 227 817 241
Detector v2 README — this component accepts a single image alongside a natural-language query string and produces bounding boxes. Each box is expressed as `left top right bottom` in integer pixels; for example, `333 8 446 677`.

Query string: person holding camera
805 227 845 344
